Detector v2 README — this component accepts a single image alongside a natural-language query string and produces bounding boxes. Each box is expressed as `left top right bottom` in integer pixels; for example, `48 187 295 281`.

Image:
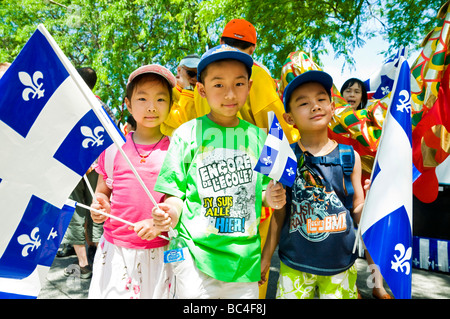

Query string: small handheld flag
253 113 297 187
359 57 413 299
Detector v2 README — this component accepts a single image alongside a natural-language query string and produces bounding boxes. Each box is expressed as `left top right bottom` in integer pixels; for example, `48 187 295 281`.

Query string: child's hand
363 179 371 192
259 257 271 286
152 203 177 233
130 219 159 241
264 180 286 209
90 196 110 223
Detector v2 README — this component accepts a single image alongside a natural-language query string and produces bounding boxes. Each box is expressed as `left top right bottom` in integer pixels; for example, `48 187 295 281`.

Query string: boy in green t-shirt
152 44 286 298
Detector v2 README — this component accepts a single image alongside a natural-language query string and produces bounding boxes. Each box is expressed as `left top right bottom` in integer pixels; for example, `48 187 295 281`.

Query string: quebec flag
364 46 408 99
359 57 413 299
0 25 125 298
253 113 297 187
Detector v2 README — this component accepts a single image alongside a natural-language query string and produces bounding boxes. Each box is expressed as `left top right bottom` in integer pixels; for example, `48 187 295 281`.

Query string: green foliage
371 0 445 53
0 0 443 123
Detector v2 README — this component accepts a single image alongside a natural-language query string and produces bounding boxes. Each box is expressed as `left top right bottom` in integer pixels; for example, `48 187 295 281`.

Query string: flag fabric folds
253 114 297 187
359 57 413 299
364 46 408 99
0 25 125 298
0 200 75 298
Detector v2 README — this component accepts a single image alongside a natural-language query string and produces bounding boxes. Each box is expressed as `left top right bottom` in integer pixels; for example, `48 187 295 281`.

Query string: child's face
197 60 252 123
283 82 334 133
125 77 170 130
342 82 362 109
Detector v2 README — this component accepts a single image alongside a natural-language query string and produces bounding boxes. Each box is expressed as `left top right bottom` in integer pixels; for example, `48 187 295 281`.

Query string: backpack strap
338 144 355 209
297 142 356 209
103 143 118 189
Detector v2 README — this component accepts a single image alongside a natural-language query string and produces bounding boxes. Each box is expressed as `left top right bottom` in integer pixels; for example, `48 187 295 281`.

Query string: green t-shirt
155 115 270 282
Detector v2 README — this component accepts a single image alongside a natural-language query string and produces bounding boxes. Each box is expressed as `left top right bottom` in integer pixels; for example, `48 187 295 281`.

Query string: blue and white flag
253 113 297 187
0 25 125 298
0 200 75 298
359 57 413 299
364 46 408 99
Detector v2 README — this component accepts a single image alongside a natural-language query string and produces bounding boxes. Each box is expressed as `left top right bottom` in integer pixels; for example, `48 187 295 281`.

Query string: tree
0 0 443 123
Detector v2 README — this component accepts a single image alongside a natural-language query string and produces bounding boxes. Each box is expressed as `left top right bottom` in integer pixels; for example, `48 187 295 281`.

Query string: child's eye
157 98 166 102
213 83 223 88
236 82 245 87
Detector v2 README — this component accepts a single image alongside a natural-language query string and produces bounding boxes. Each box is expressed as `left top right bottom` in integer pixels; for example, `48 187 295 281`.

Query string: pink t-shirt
95 133 170 249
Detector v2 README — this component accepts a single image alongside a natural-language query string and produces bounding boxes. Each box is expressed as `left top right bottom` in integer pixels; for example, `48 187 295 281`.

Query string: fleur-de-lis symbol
396 90 411 113
19 71 45 101
81 126 105 148
275 122 282 130
391 243 412 275
286 166 295 176
381 86 390 96
262 156 272 166
17 227 41 257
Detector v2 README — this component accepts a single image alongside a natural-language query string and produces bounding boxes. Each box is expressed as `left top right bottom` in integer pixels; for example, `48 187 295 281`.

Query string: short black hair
221 36 255 51
340 78 368 110
77 67 97 90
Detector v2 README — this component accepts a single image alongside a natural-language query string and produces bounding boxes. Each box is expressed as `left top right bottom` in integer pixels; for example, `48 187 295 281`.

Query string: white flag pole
267 111 277 186
76 202 135 227
83 174 97 204
81 174 170 241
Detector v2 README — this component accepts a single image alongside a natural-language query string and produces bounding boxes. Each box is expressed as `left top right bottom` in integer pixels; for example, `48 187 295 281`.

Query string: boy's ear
197 82 207 98
248 78 253 91
283 112 295 126
330 101 335 115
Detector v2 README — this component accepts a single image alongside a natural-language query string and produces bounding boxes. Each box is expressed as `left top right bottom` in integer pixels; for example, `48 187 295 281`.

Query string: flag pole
76 201 135 227
81 174 170 241
267 111 277 186
83 174 97 204
352 56 406 254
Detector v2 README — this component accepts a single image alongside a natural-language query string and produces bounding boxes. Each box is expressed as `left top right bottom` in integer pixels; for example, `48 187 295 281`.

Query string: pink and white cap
127 64 176 88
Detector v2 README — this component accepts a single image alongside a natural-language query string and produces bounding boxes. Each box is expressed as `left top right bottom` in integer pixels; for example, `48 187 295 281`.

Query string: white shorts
170 247 258 299
88 237 172 299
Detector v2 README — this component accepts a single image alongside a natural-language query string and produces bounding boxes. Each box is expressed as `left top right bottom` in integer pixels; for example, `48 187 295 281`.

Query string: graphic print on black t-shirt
289 167 348 242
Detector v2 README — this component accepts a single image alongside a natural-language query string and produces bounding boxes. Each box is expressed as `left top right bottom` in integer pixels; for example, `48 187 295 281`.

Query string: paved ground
38 246 450 299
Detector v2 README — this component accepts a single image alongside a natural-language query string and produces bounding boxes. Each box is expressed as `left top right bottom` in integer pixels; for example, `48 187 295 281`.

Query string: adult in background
340 78 368 110
175 54 200 93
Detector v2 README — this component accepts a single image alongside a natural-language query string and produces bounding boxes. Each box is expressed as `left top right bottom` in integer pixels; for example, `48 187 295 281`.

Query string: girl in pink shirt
88 65 176 299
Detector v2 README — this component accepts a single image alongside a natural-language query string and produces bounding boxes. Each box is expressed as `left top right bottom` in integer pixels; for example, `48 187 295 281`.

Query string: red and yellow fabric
411 1 450 203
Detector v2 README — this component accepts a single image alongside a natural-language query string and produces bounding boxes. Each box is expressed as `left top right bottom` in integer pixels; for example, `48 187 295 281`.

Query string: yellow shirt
162 63 299 144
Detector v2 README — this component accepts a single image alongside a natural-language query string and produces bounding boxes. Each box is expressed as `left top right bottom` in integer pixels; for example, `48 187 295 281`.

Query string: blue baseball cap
197 44 253 81
283 70 333 110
